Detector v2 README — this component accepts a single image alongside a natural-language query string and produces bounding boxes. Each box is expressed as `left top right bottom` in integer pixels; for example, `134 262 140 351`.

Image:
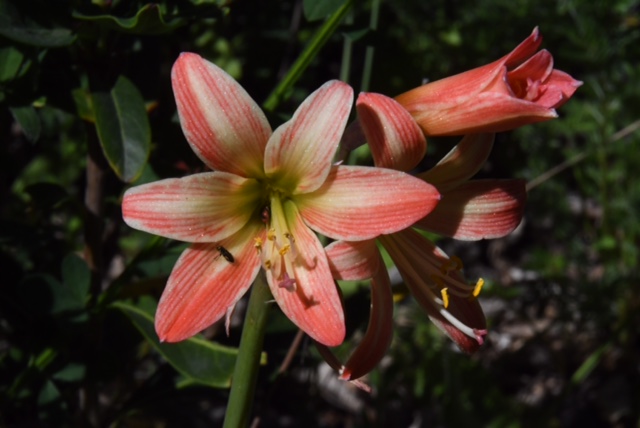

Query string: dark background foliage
1 0 639 426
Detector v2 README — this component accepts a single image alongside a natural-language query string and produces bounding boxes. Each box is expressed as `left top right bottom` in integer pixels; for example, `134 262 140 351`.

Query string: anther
472 278 485 297
440 287 450 309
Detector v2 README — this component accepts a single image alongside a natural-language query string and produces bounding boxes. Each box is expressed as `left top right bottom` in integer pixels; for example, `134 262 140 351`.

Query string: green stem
262 0 354 112
223 272 271 428
360 0 381 92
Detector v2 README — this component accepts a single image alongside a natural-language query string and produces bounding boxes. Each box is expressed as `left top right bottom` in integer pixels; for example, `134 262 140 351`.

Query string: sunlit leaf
92 76 151 182
114 300 242 388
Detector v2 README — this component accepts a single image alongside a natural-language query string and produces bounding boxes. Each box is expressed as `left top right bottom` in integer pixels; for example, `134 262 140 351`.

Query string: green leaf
0 0 75 47
61 254 91 305
9 105 41 143
303 0 345 21
92 76 151 182
52 363 86 383
0 46 29 82
114 300 242 388
571 343 612 384
72 88 95 122
73 4 184 35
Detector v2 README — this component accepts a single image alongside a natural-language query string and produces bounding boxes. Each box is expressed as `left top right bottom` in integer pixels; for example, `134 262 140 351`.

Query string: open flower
322 93 526 380
122 53 440 347
395 27 582 136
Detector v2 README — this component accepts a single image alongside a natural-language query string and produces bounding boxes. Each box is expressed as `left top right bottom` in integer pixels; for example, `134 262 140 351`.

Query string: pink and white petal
155 221 264 342
342 252 394 380
418 133 494 192
266 204 345 346
357 92 426 172
326 239 380 281
296 165 440 241
264 80 353 194
172 53 271 178
416 179 526 240
123 172 261 242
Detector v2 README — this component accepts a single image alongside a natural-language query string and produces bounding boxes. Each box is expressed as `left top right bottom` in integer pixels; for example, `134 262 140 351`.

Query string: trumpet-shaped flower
122 53 440 347
323 93 526 380
395 27 582 136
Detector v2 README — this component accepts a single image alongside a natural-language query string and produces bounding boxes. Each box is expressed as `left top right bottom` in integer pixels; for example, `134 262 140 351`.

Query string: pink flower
323 93 526 380
395 27 582 136
122 53 440 347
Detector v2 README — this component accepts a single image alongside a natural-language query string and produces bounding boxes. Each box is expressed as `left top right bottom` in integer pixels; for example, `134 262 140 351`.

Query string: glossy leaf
92 76 151 182
114 300 244 388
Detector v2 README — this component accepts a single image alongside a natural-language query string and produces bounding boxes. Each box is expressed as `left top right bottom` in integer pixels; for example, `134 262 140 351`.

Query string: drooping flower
395 27 582 136
122 53 440 347
322 93 526 380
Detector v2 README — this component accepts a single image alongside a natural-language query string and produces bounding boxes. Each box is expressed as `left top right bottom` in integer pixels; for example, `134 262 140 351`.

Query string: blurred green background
1 0 638 426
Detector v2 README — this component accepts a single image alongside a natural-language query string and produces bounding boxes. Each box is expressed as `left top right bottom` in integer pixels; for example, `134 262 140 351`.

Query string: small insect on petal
216 245 235 263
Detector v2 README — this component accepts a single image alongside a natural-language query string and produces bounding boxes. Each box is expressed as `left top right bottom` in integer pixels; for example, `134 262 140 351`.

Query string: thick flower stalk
395 27 582 136
323 93 527 380
122 53 440 347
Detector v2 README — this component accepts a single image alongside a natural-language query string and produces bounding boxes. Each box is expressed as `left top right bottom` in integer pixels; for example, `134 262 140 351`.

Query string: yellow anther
440 287 450 308
254 237 263 248
264 260 272 269
284 232 295 243
279 244 291 257
267 228 277 241
472 278 485 297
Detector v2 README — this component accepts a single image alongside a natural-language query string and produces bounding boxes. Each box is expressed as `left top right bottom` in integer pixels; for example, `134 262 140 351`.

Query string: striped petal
418 133 494 192
296 165 440 241
266 205 345 346
341 250 394 380
416 179 527 240
265 80 353 194
326 239 380 281
122 172 261 243
155 221 264 342
172 52 271 178
357 92 426 172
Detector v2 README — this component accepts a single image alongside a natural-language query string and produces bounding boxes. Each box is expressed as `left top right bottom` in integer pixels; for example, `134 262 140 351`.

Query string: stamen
279 244 291 257
440 287 449 308
254 237 263 252
472 278 484 297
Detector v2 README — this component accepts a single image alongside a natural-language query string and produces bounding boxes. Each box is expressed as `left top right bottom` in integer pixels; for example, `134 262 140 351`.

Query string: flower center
255 192 304 292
